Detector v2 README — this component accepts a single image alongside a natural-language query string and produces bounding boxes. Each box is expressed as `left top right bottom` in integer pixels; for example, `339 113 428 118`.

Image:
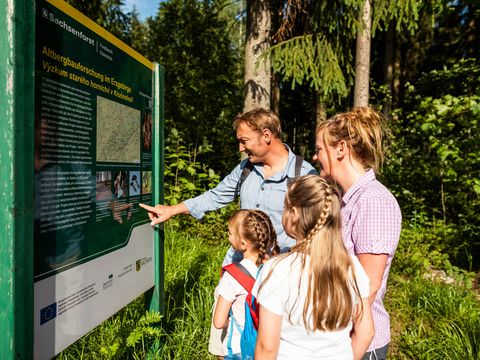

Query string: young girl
314 107 402 359
254 175 374 360
213 210 279 360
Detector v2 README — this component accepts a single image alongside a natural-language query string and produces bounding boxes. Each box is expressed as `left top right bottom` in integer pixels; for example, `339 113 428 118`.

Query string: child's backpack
222 262 260 360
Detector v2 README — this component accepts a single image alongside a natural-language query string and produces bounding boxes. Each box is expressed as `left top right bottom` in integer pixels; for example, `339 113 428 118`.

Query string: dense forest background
59 1 479 358
69 0 479 271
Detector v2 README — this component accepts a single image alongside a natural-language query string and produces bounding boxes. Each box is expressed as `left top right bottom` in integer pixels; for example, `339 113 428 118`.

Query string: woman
313 107 402 360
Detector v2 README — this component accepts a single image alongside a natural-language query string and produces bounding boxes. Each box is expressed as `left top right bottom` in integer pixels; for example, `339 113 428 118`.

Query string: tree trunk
353 0 372 107
271 72 281 115
315 92 326 128
243 0 271 112
384 23 394 114
466 4 478 59
393 38 401 113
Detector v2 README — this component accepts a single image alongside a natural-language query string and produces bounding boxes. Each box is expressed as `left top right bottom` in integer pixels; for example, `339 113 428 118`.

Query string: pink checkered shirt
341 169 402 351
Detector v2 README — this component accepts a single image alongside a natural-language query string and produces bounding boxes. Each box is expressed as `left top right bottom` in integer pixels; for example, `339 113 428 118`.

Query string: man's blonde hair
232 108 282 138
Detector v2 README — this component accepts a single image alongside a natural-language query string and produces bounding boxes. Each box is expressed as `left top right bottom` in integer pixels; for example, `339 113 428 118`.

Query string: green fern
126 311 163 348
99 342 120 358
139 311 163 325
126 329 144 348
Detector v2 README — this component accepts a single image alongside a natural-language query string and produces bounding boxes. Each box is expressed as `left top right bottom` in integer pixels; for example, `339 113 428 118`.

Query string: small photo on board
129 171 141 196
142 113 152 152
113 171 128 199
142 171 152 195
96 171 112 201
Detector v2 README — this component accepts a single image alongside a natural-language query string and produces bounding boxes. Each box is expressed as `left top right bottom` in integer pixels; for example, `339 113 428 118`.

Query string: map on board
96 95 140 163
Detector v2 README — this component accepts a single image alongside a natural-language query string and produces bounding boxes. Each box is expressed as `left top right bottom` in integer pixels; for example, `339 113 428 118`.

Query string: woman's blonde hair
317 107 387 171
229 210 280 266
263 175 362 332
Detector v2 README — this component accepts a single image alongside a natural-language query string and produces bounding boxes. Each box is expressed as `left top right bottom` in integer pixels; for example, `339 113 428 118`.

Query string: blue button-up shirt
184 145 317 265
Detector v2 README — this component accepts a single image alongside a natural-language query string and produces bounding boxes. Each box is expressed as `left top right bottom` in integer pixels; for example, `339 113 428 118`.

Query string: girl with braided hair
213 210 279 360
314 107 402 360
254 175 374 360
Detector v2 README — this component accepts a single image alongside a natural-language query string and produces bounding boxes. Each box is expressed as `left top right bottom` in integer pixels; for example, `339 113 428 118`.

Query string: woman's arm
351 298 374 360
213 295 232 329
255 305 282 360
357 253 388 305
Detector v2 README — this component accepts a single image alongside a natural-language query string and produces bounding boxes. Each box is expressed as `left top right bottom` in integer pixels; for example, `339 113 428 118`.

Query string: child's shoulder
239 258 259 277
261 253 301 275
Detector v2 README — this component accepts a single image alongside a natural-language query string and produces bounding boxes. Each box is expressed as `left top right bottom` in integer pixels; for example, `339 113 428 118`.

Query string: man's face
236 122 268 163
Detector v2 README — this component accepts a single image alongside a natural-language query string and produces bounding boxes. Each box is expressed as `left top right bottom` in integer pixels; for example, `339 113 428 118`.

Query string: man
141 108 316 358
140 108 316 264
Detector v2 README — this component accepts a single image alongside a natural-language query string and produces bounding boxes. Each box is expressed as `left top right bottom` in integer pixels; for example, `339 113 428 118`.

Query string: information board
33 0 157 357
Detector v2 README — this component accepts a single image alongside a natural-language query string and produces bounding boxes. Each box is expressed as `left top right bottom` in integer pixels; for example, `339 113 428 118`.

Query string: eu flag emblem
40 302 57 325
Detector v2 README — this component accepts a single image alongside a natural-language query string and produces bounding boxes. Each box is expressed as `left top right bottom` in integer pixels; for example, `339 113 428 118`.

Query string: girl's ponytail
233 210 279 266
318 106 387 171
283 175 361 332
246 210 279 265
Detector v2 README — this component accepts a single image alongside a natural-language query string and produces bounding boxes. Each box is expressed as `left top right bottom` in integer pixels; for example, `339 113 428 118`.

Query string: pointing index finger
139 203 157 212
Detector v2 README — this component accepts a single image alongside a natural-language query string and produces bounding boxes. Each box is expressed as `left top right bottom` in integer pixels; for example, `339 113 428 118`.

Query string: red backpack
222 262 260 330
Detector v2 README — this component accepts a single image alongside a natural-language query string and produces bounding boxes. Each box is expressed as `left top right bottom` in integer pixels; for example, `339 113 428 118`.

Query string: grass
57 221 480 359
55 295 147 359
56 222 226 359
386 276 480 360
157 225 226 359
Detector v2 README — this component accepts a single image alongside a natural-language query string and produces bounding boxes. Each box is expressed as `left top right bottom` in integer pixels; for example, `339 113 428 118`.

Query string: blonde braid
257 210 277 243
251 212 268 265
242 210 278 265
292 183 335 253
264 175 355 332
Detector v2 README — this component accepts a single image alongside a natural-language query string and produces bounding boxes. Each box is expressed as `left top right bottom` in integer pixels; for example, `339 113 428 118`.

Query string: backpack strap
287 155 303 185
235 160 254 198
245 293 259 330
294 155 303 177
226 308 244 358
226 308 237 358
237 155 303 195
222 263 256 293
246 264 263 329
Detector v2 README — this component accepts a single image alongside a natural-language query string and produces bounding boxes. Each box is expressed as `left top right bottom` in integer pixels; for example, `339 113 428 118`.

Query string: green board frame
0 1 164 358
0 1 35 358
147 64 165 313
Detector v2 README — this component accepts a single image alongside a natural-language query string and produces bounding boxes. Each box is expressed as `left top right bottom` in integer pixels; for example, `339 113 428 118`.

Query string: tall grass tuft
386 277 480 360
156 224 226 359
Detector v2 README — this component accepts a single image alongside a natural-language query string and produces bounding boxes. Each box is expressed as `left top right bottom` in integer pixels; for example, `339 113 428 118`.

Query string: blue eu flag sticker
40 302 57 325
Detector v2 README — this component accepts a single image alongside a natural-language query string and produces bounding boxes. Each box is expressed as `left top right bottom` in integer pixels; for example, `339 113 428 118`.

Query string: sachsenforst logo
136 257 152 272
